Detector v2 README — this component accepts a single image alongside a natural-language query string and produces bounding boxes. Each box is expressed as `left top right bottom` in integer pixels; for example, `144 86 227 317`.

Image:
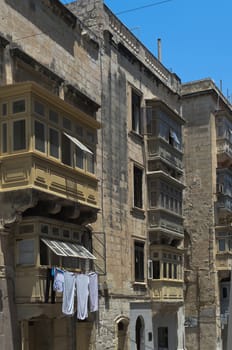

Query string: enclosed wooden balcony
0 82 100 214
217 139 232 166
148 245 184 302
215 230 232 270
14 217 96 318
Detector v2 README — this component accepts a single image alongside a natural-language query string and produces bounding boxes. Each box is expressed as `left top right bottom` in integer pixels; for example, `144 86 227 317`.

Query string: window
134 165 143 208
134 241 144 282
158 327 168 349
13 100 25 114
2 103 7 117
75 148 84 169
49 128 59 158
173 264 177 279
63 117 71 130
150 192 157 207
49 109 59 124
219 239 226 251
132 90 141 134
168 263 172 279
153 261 160 279
61 134 72 166
86 152 94 173
2 123 7 153
13 120 26 151
35 120 45 152
222 287 228 299
17 239 35 265
163 262 167 278
34 100 45 116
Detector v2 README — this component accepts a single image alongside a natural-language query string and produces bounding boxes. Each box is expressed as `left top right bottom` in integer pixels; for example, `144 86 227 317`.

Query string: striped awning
41 238 96 260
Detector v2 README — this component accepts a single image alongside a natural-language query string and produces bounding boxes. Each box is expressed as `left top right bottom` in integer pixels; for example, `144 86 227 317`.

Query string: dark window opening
132 90 141 134
153 261 160 279
35 120 45 152
134 241 144 282
13 100 25 114
13 120 26 151
61 134 72 166
134 166 143 208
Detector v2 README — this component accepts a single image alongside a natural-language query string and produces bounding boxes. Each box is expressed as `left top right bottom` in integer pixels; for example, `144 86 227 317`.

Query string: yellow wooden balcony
0 82 100 211
216 252 232 271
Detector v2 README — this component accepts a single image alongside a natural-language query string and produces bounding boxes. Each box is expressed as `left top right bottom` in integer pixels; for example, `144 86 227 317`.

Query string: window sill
128 130 144 143
131 207 145 219
132 281 147 291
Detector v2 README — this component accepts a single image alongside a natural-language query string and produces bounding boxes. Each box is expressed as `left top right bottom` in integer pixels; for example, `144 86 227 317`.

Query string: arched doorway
115 317 129 350
135 316 145 350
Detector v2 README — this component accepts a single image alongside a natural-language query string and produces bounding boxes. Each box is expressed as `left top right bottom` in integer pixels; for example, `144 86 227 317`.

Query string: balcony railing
15 266 62 304
0 152 98 209
149 279 183 302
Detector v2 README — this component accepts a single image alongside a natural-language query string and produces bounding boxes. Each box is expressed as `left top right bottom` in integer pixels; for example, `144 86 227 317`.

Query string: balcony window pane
49 109 59 124
86 152 94 173
173 264 177 279
35 120 45 153
34 101 45 116
49 128 59 158
13 100 25 114
219 239 225 251
61 134 72 166
75 147 84 169
2 103 7 117
153 261 160 279
17 239 35 265
2 123 7 153
13 120 26 151
150 192 157 207
63 117 71 130
168 263 172 278
163 262 167 278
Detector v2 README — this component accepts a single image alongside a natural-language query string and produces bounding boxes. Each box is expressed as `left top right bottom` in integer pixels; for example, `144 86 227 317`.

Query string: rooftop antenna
157 38 162 62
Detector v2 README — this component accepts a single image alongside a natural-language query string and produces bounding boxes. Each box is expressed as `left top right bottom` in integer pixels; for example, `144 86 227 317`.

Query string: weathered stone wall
1 0 101 104
183 90 221 350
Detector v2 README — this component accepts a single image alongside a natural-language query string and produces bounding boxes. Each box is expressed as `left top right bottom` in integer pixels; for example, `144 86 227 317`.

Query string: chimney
157 38 162 62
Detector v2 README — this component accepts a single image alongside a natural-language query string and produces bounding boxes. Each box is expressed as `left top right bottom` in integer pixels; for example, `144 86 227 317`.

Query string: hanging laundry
76 274 89 320
53 268 64 293
89 272 98 312
62 271 76 315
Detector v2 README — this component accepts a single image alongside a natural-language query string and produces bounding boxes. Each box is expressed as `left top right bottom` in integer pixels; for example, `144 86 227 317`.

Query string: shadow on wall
5 0 77 55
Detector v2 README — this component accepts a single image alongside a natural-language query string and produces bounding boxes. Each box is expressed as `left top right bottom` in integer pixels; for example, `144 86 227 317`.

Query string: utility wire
116 0 173 15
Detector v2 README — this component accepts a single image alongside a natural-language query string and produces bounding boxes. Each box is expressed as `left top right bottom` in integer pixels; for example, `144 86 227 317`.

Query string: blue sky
63 0 232 99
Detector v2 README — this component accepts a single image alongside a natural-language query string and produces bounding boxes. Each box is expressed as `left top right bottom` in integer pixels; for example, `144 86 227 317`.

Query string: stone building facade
0 0 185 349
182 79 232 350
